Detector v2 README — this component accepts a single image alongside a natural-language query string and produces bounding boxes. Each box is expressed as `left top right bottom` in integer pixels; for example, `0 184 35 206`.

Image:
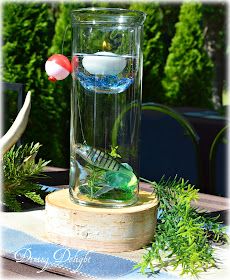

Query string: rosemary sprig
136 176 228 277
85 165 107 198
84 147 121 199
3 143 50 211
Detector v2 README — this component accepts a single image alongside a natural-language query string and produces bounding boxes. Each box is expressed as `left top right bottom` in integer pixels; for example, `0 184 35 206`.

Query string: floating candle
82 51 127 75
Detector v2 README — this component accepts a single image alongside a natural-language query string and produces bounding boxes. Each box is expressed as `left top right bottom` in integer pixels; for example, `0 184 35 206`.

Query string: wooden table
2 167 230 279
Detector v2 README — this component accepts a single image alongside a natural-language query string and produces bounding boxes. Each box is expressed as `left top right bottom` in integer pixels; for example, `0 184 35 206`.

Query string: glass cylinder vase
69 8 146 207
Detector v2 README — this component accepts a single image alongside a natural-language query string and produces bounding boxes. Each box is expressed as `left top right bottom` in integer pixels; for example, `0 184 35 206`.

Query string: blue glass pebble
77 71 133 94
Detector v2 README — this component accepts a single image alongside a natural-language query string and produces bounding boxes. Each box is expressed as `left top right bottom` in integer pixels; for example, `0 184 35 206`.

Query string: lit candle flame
102 40 111 51
102 41 107 49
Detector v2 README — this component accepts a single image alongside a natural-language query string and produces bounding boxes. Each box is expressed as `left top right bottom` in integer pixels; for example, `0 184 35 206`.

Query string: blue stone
77 71 133 94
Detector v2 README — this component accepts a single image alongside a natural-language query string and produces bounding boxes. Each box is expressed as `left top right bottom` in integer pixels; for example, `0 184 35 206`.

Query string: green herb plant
3 143 50 211
109 145 121 159
81 146 122 199
136 176 228 277
84 165 107 198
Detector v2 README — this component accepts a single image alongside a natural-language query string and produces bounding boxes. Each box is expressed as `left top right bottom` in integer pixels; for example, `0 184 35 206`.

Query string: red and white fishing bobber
45 54 73 82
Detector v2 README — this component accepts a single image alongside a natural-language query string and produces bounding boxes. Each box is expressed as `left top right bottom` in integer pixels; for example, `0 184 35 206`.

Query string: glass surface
70 8 146 207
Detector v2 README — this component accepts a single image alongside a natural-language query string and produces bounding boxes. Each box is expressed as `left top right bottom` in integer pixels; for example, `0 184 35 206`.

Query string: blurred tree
162 2 214 108
161 4 180 58
92 0 129 9
2 3 66 165
2 2 226 167
48 2 89 166
129 2 165 102
48 4 73 167
203 4 226 108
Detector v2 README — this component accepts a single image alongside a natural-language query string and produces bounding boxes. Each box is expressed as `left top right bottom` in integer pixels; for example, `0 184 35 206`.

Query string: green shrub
162 2 214 108
2 3 66 165
3 2 223 167
202 4 226 107
129 2 165 102
48 2 88 166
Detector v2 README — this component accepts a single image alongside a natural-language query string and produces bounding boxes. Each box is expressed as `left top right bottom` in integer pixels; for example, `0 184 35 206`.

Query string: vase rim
71 8 146 26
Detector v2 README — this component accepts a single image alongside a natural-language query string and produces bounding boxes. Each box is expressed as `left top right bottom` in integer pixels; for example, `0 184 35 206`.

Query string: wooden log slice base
45 189 158 253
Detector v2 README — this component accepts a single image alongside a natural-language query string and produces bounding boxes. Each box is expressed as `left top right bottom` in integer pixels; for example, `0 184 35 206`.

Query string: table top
2 167 230 279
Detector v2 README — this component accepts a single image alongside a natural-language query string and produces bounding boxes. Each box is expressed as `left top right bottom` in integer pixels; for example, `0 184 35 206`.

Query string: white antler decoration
0 91 31 155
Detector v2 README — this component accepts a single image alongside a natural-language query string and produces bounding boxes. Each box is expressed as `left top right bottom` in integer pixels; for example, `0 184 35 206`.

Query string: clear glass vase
69 8 146 207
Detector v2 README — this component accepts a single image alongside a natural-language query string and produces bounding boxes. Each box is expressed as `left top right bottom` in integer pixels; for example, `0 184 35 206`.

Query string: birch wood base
45 189 158 252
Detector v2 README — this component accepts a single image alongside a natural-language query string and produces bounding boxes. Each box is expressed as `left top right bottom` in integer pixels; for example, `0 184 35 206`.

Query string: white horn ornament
0 91 31 155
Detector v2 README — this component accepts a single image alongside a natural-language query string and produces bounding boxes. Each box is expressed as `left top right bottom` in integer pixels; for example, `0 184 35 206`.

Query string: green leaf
25 191 44 205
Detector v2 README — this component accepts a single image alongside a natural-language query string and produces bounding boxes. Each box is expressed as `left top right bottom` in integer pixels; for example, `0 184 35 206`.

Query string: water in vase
70 52 141 207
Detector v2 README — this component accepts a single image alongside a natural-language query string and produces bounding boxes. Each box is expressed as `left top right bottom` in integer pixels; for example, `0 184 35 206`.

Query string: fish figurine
75 143 131 173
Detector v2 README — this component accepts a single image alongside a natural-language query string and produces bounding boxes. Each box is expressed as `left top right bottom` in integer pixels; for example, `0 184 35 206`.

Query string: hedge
3 2 223 166
162 2 214 107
